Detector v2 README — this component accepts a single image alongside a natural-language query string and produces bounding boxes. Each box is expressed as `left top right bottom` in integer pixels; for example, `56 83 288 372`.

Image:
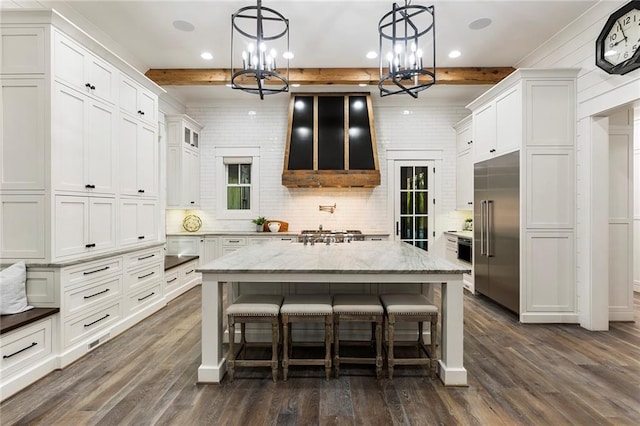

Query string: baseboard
0 355 57 402
165 279 201 303
519 312 580 324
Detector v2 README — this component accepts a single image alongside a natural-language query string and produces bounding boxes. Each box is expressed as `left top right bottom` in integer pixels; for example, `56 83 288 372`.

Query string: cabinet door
86 56 116 104
88 198 116 252
53 32 87 94
456 123 472 154
473 103 496 162
1 79 46 190
119 199 139 246
87 101 115 194
118 115 139 196
456 149 473 210
137 124 157 197
118 76 138 117
166 146 181 208
53 84 86 192
182 148 199 207
203 237 220 264
55 196 88 258
495 86 522 155
137 200 157 243
138 90 157 125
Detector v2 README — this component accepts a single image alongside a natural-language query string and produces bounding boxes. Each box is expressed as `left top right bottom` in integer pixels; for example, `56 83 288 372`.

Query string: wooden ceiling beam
144 67 515 86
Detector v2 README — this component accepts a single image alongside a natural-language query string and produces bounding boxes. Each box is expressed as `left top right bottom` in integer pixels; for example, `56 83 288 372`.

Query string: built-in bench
164 255 201 302
0 308 60 335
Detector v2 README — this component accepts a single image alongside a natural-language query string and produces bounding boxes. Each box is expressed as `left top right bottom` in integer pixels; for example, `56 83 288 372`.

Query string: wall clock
595 1 640 75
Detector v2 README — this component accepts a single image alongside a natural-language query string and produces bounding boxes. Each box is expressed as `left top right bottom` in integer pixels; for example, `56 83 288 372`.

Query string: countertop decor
182 215 202 232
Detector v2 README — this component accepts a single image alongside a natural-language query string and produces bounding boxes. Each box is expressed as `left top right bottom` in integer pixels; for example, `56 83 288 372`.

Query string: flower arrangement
252 216 266 231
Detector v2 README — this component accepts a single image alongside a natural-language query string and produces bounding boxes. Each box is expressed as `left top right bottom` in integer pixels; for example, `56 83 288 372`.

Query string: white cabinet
166 115 202 208
54 196 116 259
166 235 203 259
52 83 116 195
119 199 158 247
467 68 579 323
119 74 157 126
471 85 521 163
454 116 473 210
118 115 158 197
53 31 117 105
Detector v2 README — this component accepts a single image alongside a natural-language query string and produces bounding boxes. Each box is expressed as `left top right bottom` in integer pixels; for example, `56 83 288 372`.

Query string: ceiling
49 0 598 105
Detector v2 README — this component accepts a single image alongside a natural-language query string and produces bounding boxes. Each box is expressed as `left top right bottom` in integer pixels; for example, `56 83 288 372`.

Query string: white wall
165 97 469 254
517 0 640 326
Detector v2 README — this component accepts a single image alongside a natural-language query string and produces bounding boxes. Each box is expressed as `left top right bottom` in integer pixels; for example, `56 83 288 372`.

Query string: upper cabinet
119 74 158 126
282 93 380 188
454 115 473 210
166 115 202 208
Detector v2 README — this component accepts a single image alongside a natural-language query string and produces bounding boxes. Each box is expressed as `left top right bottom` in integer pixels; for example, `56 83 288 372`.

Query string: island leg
198 276 226 383
438 278 467 386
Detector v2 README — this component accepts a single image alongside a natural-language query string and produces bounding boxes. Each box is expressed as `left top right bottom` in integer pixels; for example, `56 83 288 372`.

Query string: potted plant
252 216 266 232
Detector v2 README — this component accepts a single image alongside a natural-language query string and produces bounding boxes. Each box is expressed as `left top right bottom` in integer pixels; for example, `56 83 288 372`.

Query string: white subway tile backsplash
166 99 469 252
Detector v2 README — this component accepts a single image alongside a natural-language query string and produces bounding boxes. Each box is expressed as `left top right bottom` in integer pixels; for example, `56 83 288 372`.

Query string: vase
256 224 263 232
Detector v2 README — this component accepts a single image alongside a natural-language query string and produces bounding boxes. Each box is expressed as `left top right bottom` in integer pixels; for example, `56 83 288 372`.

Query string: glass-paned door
394 161 435 251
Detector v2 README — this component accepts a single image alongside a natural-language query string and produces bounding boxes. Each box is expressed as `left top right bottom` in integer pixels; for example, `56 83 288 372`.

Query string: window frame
215 147 260 220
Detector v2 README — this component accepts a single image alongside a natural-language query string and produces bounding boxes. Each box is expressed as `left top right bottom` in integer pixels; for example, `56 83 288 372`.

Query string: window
215 147 260 220
226 163 251 210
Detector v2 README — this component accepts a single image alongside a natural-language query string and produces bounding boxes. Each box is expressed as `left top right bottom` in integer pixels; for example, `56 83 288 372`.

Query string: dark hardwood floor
1 287 639 425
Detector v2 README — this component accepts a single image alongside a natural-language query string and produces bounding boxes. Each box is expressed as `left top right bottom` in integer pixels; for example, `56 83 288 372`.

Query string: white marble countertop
167 231 390 237
198 240 470 275
444 230 473 239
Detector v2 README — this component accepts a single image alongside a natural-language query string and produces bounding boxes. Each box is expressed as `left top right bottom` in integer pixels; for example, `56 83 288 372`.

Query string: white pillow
0 261 34 315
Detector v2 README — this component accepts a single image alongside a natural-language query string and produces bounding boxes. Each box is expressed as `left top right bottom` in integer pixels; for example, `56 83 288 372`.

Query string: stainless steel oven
457 237 472 264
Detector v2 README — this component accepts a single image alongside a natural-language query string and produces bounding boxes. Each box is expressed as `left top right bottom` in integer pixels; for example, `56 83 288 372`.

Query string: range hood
282 93 380 188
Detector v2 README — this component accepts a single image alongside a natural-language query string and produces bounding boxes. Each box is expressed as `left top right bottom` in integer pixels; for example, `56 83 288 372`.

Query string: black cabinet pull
190 201 195 204
138 271 155 279
3 342 38 359
85 243 96 248
138 236 145 240
229 240 240 243
467 140 473 145
85 184 95 189
137 110 145 116
190 144 195 147
489 149 496 153
185 269 195 275
138 254 155 260
468 201 473 205
84 314 110 328
370 238 382 241
138 189 145 193
83 266 109 275
84 288 110 299
167 277 178 283
85 83 91 89
137 292 155 301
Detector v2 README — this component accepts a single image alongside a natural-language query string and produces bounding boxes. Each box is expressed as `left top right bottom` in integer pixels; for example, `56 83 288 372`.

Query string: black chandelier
230 0 289 99
378 1 436 98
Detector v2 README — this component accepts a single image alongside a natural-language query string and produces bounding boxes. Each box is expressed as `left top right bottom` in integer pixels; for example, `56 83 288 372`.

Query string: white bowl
268 222 281 233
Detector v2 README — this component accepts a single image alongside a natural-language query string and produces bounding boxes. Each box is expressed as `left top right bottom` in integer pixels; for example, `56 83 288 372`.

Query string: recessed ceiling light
291 83 301 88
283 51 294 59
448 50 461 59
469 18 492 30
358 83 368 87
402 110 412 115
366 51 378 59
173 20 195 32
200 52 213 60
248 110 256 116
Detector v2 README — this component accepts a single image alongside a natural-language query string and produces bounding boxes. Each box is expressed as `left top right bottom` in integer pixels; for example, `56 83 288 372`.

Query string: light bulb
416 49 423 58
386 52 394 62
259 42 266 52
270 48 277 58
242 51 247 60
248 43 254 53
411 42 417 52
394 44 402 54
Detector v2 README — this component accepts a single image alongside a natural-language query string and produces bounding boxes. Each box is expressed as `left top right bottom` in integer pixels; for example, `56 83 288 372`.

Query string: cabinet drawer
64 257 122 288
445 236 458 250
164 270 180 292
127 263 163 292
64 275 122 317
64 302 120 347
221 237 247 246
127 281 162 315
1 317 53 378
125 247 163 270
248 237 271 245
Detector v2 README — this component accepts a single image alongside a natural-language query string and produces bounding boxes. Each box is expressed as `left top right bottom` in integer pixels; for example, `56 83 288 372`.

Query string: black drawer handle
138 271 155 279
190 201 195 204
281 238 292 241
229 240 240 243
85 184 95 189
138 236 145 240
84 314 110 328
3 342 38 359
468 201 473 205
185 269 195 275
167 277 178 283
138 254 155 260
85 243 96 248
489 149 496 153
83 266 109 275
84 288 110 299
137 292 155 301
370 238 382 241
138 189 145 193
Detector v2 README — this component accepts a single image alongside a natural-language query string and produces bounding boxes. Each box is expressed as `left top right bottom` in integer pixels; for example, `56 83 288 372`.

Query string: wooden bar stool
380 293 438 379
226 294 283 382
280 294 333 381
332 294 384 379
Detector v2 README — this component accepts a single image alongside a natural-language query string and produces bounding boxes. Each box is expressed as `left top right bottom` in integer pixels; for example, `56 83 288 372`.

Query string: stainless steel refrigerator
474 151 520 314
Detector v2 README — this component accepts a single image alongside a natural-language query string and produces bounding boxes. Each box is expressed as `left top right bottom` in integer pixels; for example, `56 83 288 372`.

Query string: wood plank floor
2 287 639 425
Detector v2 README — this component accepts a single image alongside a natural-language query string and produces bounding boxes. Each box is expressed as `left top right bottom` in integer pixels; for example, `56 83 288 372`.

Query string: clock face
603 8 640 66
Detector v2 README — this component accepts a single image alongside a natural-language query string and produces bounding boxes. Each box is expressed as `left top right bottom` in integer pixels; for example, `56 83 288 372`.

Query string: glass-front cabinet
394 161 435 251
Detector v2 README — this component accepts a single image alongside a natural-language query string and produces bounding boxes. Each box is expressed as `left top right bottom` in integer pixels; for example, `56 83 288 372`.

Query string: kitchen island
197 240 470 386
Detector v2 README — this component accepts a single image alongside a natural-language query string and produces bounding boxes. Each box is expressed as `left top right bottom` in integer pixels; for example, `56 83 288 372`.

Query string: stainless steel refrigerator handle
487 200 493 257
480 200 486 255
